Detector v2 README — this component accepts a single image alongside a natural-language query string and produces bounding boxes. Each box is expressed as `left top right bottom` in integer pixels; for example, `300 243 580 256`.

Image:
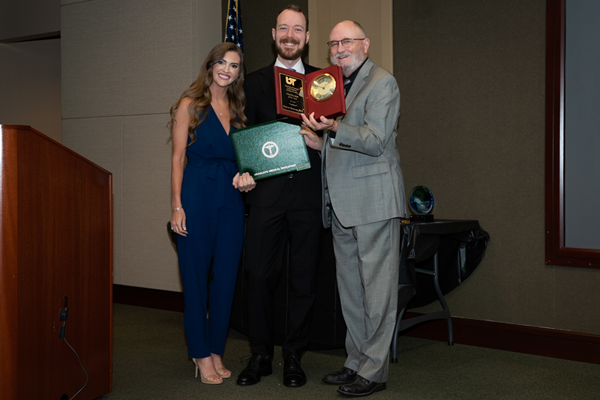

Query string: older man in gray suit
301 20 406 397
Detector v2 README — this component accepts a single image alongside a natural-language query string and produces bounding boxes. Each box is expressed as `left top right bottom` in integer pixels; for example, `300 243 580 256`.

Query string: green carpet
99 304 600 399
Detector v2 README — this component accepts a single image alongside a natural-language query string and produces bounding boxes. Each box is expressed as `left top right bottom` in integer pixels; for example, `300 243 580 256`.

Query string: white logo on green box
262 142 279 158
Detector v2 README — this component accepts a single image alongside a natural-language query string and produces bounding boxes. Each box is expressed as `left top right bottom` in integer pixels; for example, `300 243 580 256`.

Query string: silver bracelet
172 205 183 213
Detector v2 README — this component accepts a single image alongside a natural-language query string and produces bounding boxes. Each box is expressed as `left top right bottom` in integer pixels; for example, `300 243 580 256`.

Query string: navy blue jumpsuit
177 105 245 358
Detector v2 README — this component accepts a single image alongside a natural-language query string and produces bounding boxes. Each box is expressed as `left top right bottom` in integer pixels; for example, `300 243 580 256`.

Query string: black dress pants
244 177 322 358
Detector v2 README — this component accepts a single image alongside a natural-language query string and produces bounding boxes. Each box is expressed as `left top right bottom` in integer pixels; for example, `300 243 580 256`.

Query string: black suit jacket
243 62 322 209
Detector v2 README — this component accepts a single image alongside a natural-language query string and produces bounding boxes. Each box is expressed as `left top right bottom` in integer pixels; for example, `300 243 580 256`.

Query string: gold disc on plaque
310 73 336 101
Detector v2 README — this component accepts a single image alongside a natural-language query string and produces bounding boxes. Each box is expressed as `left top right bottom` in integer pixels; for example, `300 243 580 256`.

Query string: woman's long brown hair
168 42 248 145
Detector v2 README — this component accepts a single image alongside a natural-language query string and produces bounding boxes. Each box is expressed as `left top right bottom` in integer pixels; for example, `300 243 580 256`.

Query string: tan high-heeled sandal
193 358 223 385
211 354 231 378
216 368 232 379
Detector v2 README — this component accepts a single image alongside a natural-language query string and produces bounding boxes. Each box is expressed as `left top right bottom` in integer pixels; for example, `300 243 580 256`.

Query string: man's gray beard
330 53 340 67
331 52 362 75
331 53 350 74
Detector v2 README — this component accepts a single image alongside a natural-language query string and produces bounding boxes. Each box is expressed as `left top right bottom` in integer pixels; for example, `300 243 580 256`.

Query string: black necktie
344 78 352 97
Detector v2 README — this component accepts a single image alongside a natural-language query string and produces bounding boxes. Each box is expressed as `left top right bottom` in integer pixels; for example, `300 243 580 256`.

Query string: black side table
392 220 490 362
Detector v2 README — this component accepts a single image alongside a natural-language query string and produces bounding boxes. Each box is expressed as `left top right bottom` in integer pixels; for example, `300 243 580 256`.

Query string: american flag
224 0 244 51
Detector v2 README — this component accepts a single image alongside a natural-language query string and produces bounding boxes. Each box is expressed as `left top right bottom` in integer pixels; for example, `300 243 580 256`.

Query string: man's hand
299 125 324 151
233 172 257 192
301 112 337 133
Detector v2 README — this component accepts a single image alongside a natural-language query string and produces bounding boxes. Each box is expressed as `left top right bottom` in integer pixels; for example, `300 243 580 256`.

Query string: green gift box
230 121 312 180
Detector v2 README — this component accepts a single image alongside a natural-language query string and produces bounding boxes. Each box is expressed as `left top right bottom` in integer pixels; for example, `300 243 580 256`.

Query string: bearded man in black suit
234 5 322 389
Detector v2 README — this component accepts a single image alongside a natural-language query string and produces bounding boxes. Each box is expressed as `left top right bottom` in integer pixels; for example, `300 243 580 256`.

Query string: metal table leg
391 252 454 363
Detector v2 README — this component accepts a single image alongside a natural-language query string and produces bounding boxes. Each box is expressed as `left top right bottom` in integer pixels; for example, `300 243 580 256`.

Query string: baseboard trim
113 284 600 365
401 311 600 365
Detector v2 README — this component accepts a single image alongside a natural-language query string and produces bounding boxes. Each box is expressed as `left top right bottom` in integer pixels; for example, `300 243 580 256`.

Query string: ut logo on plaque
285 77 297 85
262 141 279 158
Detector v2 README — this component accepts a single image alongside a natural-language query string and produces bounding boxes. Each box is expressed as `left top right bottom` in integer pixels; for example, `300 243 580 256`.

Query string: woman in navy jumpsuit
169 43 255 384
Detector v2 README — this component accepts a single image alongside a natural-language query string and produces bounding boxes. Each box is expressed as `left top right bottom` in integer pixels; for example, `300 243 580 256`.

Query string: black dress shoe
322 367 357 385
236 354 272 386
338 375 386 397
283 355 306 387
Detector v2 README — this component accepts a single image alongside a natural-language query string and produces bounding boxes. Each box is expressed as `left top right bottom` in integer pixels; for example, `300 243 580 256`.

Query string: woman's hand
170 208 188 236
299 124 324 151
233 172 257 192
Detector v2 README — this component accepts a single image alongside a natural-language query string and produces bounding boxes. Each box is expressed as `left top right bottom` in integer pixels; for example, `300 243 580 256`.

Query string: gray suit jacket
321 58 407 228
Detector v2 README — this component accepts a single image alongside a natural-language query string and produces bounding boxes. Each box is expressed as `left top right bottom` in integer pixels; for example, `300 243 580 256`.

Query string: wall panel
120 1 194 116
62 0 221 291
121 115 179 289
61 0 122 119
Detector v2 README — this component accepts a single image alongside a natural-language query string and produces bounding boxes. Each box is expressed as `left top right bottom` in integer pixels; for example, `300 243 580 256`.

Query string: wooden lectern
0 125 113 399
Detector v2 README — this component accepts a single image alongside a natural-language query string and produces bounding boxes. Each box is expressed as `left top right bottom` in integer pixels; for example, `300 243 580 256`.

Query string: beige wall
0 40 62 142
394 0 600 335
0 0 61 142
61 0 221 292
308 0 393 72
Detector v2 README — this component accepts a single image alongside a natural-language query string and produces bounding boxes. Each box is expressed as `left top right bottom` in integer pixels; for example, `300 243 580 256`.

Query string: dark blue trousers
177 200 244 358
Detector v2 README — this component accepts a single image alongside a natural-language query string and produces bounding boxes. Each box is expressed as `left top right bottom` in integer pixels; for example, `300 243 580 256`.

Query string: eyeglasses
326 38 366 49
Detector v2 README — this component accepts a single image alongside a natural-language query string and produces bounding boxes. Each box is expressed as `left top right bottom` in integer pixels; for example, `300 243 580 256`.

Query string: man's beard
331 51 361 75
276 37 305 60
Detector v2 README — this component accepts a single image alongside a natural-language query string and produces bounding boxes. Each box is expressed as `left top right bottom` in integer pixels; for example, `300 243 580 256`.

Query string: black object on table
392 219 490 362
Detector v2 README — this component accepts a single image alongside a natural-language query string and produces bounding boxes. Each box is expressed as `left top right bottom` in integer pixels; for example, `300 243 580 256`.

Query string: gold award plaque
310 73 336 102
